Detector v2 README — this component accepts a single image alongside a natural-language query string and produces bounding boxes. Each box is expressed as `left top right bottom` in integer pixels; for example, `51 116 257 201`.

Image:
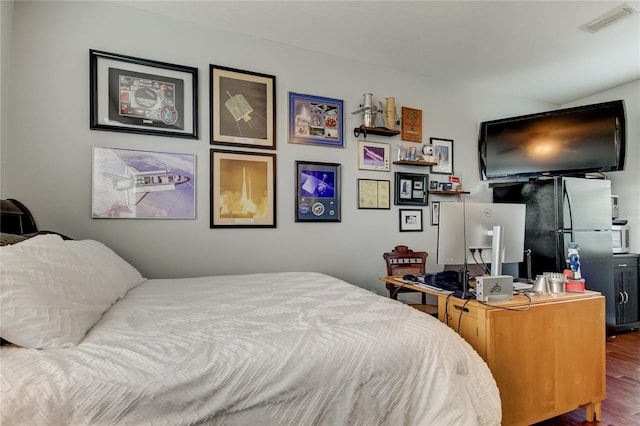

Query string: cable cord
477 291 533 311
457 298 472 334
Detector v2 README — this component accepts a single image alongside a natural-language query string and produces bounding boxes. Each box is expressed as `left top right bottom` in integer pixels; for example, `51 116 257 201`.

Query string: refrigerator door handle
624 291 629 304
619 291 624 304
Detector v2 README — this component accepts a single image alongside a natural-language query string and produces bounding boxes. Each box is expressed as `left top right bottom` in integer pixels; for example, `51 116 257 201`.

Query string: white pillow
0 234 145 348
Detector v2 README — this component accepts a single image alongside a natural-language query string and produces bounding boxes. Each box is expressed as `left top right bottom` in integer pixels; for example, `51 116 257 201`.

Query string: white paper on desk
415 283 454 294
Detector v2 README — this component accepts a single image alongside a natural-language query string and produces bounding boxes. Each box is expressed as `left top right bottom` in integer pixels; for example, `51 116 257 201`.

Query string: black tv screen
479 100 626 180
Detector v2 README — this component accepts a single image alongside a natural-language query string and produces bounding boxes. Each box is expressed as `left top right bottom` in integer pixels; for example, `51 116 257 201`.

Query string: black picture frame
210 64 276 149
394 172 428 206
431 137 454 174
210 149 277 228
295 161 341 222
89 49 198 139
399 209 424 232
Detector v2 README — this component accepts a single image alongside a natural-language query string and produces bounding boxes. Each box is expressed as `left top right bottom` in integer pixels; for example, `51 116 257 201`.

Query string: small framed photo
92 147 195 219
399 209 423 232
210 149 276 228
357 140 390 171
431 201 441 225
89 50 198 139
401 107 422 142
429 180 440 190
288 92 344 148
431 137 454 174
394 172 428 206
295 161 341 222
357 179 390 209
210 65 276 149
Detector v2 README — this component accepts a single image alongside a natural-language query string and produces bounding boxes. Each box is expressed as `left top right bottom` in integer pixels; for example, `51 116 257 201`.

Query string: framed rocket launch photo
210 149 276 228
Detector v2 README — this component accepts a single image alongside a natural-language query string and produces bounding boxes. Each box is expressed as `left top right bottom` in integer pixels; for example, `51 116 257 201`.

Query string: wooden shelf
393 160 437 167
428 190 470 195
353 126 400 137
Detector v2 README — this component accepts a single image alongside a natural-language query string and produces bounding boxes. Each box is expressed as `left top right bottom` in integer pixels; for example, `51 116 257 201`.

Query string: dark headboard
0 199 39 235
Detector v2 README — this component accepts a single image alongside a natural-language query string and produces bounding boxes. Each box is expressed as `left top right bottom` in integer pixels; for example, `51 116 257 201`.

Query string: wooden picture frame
399 209 423 232
288 92 344 148
357 179 390 209
92 147 196 219
401 107 422 142
431 137 454 174
394 172 428 206
357 140 390 171
295 161 341 222
89 50 198 139
210 149 276 228
210 65 276 149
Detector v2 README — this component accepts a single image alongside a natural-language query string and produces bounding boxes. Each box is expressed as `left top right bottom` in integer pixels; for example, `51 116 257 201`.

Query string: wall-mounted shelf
393 160 438 167
428 190 470 195
353 126 400 138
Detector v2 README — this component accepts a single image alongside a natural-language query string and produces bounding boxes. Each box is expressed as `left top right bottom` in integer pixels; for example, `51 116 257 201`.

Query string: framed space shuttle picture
91 147 196 219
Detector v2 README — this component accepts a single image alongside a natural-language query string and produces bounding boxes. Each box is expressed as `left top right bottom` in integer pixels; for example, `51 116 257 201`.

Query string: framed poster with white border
357 140 390 171
210 65 276 149
89 50 198 139
431 137 454 174
399 209 423 232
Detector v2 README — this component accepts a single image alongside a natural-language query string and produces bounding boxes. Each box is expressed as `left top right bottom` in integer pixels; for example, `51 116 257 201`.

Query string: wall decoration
429 180 440 190
92 147 195 219
357 140 390 171
431 201 441 225
401 107 422 142
295 161 341 222
394 172 428 206
399 209 423 232
357 179 390 209
210 149 276 228
210 65 276 149
431 137 454 174
89 50 198 139
288 92 344 148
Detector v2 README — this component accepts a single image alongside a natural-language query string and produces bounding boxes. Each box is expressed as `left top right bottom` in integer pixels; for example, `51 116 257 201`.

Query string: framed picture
394 172 428 206
357 140 390 171
210 149 276 228
431 201 441 225
431 137 454 174
295 161 341 222
401 107 422 142
89 50 198 139
429 180 440 190
210 65 276 149
357 179 390 209
288 92 344 148
92 147 195 219
399 209 423 232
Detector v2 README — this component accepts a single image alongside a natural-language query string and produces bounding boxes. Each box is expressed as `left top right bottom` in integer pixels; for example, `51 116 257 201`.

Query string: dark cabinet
612 254 640 334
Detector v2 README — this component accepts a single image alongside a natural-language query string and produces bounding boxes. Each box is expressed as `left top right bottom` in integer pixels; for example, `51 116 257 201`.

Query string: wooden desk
379 276 606 426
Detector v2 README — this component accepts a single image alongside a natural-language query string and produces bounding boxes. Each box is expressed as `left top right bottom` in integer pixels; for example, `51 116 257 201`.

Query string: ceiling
122 0 640 105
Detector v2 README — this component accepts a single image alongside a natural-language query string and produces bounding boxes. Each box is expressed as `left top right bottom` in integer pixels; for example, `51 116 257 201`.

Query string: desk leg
585 401 601 421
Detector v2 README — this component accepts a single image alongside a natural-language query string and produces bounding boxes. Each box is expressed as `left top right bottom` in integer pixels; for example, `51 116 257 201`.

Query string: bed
0 231 501 425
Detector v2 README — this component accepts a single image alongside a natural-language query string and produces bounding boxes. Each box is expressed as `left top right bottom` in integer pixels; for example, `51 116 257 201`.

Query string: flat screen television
478 100 626 181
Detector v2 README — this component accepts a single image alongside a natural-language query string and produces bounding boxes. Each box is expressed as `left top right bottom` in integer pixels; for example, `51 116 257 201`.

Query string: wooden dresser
379 277 606 426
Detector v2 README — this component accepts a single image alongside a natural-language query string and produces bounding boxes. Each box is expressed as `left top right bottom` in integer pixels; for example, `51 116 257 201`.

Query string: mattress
1 272 500 425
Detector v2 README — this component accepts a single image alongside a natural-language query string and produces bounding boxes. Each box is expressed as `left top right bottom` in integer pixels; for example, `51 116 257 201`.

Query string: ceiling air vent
580 3 637 33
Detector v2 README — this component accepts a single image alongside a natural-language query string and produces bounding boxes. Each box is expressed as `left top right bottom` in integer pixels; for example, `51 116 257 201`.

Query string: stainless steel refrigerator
493 176 614 334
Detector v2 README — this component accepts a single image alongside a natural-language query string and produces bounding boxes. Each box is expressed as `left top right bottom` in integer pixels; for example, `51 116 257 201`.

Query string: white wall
564 80 640 254
10 1 631 297
0 0 14 194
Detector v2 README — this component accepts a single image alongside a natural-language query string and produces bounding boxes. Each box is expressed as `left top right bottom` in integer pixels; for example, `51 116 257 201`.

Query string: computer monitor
437 202 526 274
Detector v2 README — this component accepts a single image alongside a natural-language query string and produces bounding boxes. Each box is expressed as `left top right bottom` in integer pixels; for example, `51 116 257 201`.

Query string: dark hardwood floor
533 330 640 426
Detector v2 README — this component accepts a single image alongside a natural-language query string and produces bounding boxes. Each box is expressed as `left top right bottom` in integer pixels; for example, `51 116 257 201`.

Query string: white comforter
1 272 500 425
